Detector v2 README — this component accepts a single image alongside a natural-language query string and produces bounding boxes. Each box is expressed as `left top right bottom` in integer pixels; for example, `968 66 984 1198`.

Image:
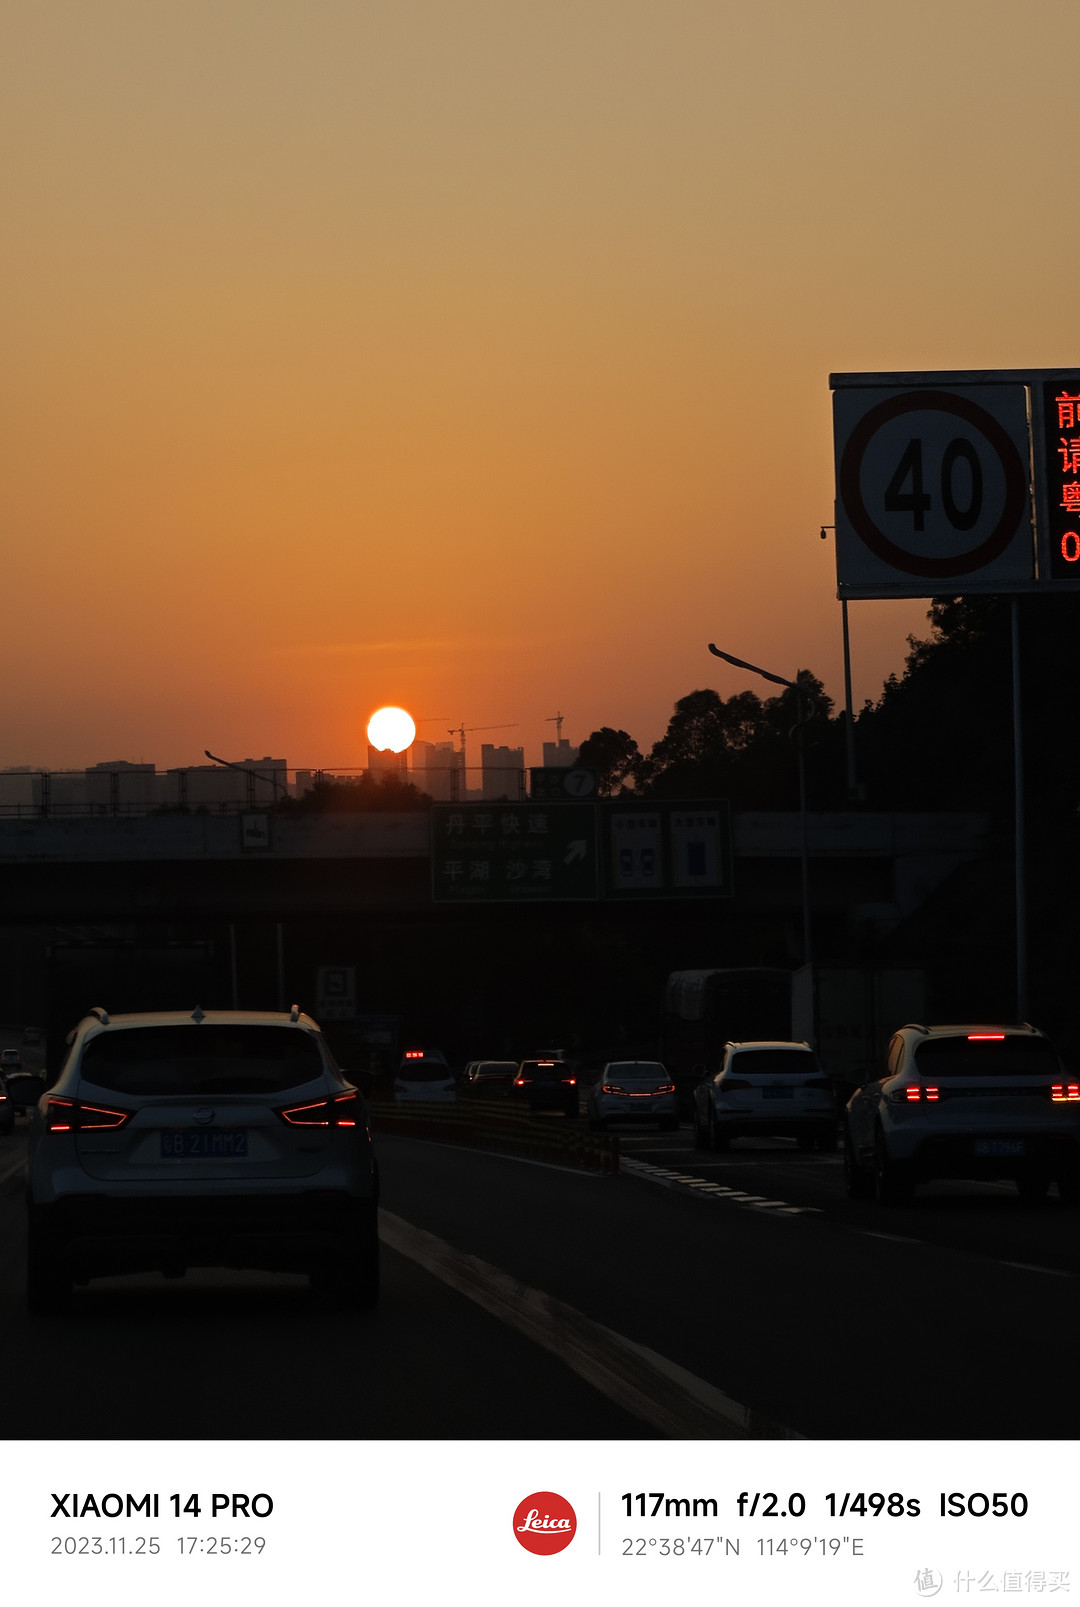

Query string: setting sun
366 706 416 754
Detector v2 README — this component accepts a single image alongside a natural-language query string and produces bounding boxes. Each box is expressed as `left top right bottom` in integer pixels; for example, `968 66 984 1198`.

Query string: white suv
844 1022 1080 1206
25 1006 380 1313
692 1041 837 1151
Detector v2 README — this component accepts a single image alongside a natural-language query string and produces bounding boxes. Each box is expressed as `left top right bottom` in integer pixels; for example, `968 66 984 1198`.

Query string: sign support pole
841 597 858 799
1011 597 1028 1021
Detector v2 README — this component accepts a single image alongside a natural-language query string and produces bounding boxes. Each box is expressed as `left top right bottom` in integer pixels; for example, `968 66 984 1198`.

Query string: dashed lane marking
619 1157 822 1216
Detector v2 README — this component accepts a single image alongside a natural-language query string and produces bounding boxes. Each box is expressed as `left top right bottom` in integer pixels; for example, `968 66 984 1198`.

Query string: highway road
0 1102 1076 1441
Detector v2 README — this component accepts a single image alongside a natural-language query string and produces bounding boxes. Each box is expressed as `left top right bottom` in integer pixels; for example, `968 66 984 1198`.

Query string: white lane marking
998 1260 1074 1278
862 1231 921 1245
379 1209 802 1440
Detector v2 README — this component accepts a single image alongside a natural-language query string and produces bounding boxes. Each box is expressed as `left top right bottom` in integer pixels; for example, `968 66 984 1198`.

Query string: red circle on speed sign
839 389 1028 578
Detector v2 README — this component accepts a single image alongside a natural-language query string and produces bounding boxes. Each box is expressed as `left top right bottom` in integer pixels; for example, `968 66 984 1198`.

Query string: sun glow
366 706 416 753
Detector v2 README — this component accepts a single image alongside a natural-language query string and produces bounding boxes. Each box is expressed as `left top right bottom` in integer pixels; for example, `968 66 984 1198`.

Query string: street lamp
707 645 814 971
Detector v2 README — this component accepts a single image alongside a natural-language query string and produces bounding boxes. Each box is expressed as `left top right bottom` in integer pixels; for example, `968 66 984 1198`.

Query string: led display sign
1042 380 1080 580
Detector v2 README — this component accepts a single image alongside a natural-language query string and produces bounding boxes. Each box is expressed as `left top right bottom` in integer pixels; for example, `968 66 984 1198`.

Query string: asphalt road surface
0 1108 1075 1440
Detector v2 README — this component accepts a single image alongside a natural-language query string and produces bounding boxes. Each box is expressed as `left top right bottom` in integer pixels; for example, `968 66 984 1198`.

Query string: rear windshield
397 1063 453 1082
606 1062 667 1078
476 1062 516 1075
80 1026 326 1096
914 1037 1063 1077
728 1050 820 1077
520 1061 568 1080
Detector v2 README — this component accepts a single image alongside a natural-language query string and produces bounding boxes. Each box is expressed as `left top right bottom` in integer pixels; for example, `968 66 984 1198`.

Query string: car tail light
892 1084 940 1104
601 1083 623 1095
1051 1084 1080 1102
44 1097 133 1133
514 1077 528 1086
562 1077 576 1086
277 1092 359 1127
657 1083 676 1094
968 1033 1006 1041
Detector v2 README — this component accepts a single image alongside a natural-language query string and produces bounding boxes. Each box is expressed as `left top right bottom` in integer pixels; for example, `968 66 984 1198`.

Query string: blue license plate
974 1138 1025 1158
161 1130 248 1159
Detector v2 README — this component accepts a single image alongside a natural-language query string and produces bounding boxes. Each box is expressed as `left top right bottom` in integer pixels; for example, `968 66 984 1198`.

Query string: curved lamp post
707 645 813 971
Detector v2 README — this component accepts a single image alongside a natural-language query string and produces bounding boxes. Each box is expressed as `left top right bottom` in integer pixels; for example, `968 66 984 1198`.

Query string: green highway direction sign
431 803 599 902
431 800 732 901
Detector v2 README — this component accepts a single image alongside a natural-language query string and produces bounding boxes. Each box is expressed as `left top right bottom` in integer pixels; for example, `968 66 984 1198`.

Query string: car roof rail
89 1006 109 1025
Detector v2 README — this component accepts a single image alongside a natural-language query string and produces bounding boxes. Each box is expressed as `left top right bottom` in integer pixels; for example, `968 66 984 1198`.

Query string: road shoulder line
379 1208 801 1441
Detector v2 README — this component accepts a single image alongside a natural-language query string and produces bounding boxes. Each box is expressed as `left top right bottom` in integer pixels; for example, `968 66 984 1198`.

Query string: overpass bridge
0 809 989 932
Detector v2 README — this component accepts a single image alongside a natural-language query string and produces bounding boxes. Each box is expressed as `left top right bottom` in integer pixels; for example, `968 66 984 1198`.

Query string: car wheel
1016 1171 1051 1204
873 1130 912 1207
1057 1169 1080 1207
25 1222 72 1316
312 1216 380 1313
843 1127 874 1199
709 1113 730 1152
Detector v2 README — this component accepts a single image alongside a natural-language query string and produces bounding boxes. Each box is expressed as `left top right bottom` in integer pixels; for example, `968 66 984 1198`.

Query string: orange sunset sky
1 1 1075 771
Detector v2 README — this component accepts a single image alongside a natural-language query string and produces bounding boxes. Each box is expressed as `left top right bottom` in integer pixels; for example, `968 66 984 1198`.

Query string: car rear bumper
897 1131 1080 1177
593 1096 677 1122
30 1191 376 1281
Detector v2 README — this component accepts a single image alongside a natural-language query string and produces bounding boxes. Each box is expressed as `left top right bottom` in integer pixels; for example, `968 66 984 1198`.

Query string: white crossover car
844 1022 1080 1206
25 1006 379 1313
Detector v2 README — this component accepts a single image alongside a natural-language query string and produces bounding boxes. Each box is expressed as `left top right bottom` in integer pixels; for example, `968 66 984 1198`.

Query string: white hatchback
693 1040 837 1151
25 1006 380 1313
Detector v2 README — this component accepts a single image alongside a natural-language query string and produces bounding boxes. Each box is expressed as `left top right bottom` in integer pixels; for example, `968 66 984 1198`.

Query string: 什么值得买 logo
512 1492 576 1555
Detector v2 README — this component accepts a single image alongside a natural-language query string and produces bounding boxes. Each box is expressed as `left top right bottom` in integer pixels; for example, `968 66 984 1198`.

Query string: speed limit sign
832 378 1035 597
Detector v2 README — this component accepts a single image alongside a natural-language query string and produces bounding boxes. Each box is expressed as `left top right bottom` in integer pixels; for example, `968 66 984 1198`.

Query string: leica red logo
512 1491 577 1555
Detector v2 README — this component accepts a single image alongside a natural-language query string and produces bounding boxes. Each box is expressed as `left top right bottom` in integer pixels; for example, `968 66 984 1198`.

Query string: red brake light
562 1077 576 1086
967 1034 1006 1041
404 1050 424 1059
277 1093 360 1127
44 1097 132 1133
514 1077 526 1086
905 1086 920 1101
537 1061 555 1067
1051 1084 1080 1102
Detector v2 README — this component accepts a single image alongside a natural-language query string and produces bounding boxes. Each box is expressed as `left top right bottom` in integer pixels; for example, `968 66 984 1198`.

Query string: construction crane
546 711 566 745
